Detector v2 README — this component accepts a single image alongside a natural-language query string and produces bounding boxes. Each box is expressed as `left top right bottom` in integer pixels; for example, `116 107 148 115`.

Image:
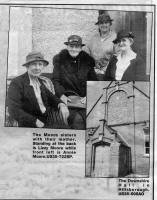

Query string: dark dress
104 54 149 81
7 72 63 128
52 49 97 129
52 49 97 97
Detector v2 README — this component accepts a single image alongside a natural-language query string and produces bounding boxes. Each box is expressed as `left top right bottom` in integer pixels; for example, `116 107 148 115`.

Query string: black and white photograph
86 81 150 178
4 6 153 129
0 3 155 200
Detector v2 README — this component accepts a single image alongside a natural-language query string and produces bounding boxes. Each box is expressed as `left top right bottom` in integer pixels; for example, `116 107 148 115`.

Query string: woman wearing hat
7 51 69 128
52 35 97 129
104 31 147 81
86 14 117 80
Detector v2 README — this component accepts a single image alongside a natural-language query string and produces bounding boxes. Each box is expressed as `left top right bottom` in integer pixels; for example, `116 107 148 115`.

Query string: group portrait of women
6 11 149 130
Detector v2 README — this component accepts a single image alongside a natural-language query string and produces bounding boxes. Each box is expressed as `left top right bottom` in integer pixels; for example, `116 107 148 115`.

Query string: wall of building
87 82 149 128
106 82 149 125
87 82 105 128
8 7 32 77
113 124 149 176
32 8 98 73
87 82 150 176
106 83 149 176
0 6 10 124
85 142 91 177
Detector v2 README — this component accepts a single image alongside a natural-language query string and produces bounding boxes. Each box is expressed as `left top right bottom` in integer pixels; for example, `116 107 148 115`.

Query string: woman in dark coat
52 35 97 129
7 51 69 128
104 31 148 81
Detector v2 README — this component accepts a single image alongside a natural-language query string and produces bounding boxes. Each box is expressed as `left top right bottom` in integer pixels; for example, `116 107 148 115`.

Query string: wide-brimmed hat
64 35 85 46
95 14 113 25
113 31 135 44
22 51 49 67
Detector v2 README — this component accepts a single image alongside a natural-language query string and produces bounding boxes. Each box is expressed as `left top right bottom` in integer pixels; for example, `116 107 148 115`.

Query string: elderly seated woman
52 35 97 130
7 51 69 128
104 31 148 81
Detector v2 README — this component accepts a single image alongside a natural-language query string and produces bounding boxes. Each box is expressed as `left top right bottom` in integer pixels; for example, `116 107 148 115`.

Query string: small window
144 128 150 156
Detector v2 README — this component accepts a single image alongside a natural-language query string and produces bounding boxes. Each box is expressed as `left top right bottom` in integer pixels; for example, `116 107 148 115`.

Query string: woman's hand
60 94 71 105
80 97 86 104
58 103 69 125
36 119 44 128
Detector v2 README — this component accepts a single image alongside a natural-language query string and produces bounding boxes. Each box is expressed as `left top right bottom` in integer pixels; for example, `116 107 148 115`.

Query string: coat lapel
121 58 136 81
111 56 118 79
23 72 41 112
39 79 49 107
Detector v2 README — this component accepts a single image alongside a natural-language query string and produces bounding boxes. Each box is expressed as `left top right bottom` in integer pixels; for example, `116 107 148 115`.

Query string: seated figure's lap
68 108 86 130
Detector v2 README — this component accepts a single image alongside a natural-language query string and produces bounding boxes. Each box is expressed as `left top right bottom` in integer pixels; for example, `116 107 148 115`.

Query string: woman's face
118 37 133 51
67 44 82 57
27 61 44 77
99 22 111 34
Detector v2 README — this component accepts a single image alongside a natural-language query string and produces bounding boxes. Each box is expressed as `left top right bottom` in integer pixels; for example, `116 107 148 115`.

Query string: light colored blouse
86 31 117 73
115 51 137 80
29 75 46 114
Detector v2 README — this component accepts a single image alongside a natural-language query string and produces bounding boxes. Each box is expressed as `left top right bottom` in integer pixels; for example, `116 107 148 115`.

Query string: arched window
107 90 128 125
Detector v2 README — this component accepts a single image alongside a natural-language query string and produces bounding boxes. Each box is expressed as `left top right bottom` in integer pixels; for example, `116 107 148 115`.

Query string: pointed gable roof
87 123 130 147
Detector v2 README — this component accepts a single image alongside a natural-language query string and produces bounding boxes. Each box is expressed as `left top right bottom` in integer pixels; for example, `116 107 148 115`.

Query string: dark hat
95 14 113 25
113 31 135 44
22 51 49 67
64 35 85 46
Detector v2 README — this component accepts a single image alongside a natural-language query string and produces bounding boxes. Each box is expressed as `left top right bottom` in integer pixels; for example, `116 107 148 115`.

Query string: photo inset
86 81 150 178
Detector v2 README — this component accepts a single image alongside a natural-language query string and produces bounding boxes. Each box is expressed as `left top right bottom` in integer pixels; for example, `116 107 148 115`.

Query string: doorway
93 142 110 177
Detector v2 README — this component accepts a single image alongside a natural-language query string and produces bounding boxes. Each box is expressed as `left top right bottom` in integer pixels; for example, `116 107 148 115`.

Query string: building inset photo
86 81 150 178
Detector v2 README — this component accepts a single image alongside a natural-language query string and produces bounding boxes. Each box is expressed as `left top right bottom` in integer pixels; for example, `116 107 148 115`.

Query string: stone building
86 81 150 177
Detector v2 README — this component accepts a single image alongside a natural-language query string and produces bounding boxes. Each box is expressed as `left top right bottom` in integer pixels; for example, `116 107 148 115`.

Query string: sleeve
45 86 63 108
135 57 149 81
104 64 111 80
52 54 67 98
87 57 97 81
7 79 37 127
104 58 115 81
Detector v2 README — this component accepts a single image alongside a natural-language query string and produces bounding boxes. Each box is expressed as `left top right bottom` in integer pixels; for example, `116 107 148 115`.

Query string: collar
117 50 137 62
67 51 80 61
28 74 41 87
100 30 112 42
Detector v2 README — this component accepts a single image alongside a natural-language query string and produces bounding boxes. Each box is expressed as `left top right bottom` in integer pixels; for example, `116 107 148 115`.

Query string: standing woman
104 31 147 81
86 14 117 80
